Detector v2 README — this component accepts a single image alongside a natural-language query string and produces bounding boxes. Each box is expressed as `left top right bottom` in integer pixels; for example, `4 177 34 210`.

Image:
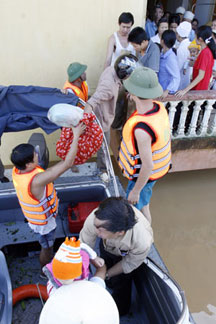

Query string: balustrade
162 90 216 139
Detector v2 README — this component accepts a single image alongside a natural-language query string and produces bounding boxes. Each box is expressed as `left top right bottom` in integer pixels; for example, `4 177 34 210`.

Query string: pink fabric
79 250 90 279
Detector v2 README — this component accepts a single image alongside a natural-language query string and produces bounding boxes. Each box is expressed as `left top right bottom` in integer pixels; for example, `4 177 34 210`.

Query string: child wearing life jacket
43 237 104 296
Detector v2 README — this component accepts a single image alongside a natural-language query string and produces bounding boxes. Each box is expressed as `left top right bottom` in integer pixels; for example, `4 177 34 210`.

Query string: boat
0 158 195 323
0 86 195 323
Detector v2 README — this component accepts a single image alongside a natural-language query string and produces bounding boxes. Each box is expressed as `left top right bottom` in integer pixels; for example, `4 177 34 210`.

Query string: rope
36 282 44 307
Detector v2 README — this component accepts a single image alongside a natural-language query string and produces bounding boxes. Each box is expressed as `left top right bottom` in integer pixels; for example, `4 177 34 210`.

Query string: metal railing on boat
78 98 120 197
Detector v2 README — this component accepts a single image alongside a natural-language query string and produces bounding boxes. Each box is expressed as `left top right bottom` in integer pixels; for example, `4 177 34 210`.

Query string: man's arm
104 34 115 69
120 209 153 274
84 75 114 114
94 264 107 279
87 78 114 108
31 123 85 197
106 260 124 278
127 129 153 205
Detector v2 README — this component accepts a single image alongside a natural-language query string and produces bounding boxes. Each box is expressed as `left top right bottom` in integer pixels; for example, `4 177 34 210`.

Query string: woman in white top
104 12 135 69
151 17 168 45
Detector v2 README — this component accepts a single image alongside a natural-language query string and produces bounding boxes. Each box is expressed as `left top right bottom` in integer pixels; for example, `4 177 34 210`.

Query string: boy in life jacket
10 123 85 273
118 67 171 224
43 237 105 296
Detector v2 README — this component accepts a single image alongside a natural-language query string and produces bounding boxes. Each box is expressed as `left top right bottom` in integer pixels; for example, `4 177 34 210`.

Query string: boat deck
0 163 168 323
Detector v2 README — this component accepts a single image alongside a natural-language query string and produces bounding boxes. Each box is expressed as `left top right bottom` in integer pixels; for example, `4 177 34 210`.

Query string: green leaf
21 300 26 311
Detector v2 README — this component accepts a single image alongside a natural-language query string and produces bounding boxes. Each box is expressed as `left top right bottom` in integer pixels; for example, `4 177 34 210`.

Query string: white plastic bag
48 103 84 127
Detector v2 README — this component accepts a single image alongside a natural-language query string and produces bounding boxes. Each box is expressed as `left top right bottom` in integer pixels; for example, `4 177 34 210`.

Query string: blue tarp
0 85 79 137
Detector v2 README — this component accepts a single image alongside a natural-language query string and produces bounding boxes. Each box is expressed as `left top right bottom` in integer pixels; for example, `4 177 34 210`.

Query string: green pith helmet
123 66 163 99
67 62 87 82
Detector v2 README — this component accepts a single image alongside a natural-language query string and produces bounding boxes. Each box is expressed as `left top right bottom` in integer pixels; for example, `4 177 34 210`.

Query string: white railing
162 90 216 139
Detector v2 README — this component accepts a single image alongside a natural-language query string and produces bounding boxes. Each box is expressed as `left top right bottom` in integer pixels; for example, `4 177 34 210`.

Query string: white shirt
151 33 160 44
111 32 135 66
177 38 191 90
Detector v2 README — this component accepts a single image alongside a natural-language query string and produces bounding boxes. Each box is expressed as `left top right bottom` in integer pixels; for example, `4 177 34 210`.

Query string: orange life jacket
118 101 171 181
63 80 88 102
12 166 58 226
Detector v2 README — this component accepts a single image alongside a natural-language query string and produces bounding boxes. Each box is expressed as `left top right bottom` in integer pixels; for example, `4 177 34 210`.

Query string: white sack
48 103 84 127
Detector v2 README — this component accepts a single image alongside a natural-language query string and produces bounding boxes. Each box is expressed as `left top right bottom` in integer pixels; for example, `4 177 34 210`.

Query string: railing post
176 100 189 138
186 100 202 137
208 108 216 136
167 101 177 138
199 100 214 136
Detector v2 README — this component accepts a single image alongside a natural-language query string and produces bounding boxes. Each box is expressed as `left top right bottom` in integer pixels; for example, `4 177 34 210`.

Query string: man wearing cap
176 21 192 89
176 6 185 22
63 62 88 173
63 62 88 102
183 11 195 41
118 67 171 223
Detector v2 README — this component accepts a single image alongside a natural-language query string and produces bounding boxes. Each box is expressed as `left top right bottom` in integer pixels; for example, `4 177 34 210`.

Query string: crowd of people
143 4 216 98
3 4 216 321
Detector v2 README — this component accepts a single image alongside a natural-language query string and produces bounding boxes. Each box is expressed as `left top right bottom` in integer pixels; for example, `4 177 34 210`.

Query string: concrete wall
0 0 147 166
0 0 146 90
170 137 216 172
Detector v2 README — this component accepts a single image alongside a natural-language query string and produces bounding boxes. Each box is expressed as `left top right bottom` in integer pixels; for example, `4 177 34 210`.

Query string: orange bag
56 113 103 164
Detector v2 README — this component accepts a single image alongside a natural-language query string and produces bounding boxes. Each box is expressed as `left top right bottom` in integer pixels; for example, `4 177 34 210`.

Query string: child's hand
71 122 86 137
91 256 105 268
189 58 195 67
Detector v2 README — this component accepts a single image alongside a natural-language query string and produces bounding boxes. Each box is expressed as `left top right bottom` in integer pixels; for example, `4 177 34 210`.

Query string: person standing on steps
104 12 135 69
